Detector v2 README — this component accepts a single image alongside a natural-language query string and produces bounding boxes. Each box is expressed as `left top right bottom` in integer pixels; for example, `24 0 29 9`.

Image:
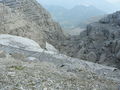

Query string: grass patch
9 65 25 70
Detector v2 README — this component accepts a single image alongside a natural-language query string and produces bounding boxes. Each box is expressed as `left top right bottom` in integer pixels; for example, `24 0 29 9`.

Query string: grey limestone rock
60 11 120 69
0 0 65 49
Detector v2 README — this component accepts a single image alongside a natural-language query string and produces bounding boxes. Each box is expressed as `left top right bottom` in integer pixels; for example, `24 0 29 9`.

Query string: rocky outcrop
60 11 120 69
0 34 59 54
0 34 42 51
0 0 65 48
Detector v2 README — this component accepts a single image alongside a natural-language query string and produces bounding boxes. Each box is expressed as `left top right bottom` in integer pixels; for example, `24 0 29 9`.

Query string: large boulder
0 34 42 52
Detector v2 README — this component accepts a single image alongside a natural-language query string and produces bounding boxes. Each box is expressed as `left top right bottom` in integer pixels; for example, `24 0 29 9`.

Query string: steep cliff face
61 11 120 69
0 0 64 48
78 11 120 68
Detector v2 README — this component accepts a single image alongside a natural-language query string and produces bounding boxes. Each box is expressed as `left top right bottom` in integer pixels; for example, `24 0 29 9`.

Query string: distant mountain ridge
45 5 105 29
38 0 120 13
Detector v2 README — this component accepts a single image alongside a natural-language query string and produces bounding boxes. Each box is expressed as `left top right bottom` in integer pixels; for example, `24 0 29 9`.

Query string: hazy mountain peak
37 0 120 13
45 5 105 29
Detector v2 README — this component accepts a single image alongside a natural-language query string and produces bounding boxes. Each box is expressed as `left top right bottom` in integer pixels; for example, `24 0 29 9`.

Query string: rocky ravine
0 0 65 48
61 11 120 69
0 0 119 89
0 34 119 90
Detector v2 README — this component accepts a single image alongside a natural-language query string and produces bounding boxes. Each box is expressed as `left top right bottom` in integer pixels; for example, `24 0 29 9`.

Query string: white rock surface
27 57 37 61
46 42 58 52
0 34 43 52
0 34 59 55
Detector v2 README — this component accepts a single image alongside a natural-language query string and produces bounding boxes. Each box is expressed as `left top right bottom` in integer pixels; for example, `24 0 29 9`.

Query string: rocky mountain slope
61 11 120 69
0 0 65 48
0 0 119 89
0 34 119 89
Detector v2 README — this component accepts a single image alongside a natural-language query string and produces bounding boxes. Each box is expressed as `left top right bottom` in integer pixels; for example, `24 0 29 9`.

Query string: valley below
63 27 85 36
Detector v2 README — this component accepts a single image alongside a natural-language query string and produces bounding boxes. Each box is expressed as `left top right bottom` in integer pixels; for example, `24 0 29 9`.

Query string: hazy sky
37 0 120 12
107 0 120 3
37 0 120 5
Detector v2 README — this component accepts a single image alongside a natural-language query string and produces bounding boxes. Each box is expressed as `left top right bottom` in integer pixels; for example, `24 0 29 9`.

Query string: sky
107 0 120 3
37 0 120 13
37 0 120 5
